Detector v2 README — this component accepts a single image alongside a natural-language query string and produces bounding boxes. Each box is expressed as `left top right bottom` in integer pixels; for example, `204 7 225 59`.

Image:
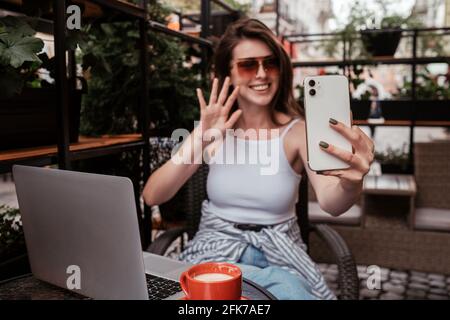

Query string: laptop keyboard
146 274 182 300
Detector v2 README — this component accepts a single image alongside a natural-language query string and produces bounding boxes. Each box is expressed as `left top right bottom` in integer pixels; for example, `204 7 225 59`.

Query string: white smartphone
303 75 352 172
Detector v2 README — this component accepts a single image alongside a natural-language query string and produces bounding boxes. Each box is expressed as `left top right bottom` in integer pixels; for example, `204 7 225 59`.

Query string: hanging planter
360 28 403 57
320 2 413 60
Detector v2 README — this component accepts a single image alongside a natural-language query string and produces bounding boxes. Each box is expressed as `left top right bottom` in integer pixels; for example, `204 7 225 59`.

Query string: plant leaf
0 16 36 38
0 36 43 68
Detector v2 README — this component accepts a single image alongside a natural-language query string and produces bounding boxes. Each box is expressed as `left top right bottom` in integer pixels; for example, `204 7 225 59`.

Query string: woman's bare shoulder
289 116 306 133
284 116 306 147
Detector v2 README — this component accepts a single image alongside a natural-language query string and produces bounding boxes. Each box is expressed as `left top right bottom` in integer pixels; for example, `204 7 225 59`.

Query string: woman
143 19 374 300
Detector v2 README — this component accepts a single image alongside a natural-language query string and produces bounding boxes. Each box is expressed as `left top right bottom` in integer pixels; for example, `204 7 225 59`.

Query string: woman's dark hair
213 18 304 125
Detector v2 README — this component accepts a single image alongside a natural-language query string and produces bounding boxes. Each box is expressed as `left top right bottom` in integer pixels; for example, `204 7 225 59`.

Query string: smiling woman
213 19 302 127
143 18 374 300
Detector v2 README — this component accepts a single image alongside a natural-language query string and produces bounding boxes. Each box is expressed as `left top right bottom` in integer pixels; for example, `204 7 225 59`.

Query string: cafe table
0 273 277 300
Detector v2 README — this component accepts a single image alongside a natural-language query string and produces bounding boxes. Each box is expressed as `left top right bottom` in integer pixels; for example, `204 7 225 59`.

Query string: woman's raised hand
196 77 242 143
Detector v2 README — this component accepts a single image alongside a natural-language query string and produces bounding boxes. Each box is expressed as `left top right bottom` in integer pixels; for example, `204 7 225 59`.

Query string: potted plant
0 205 30 281
322 0 418 59
394 67 450 121
359 14 408 57
0 15 83 151
349 65 372 120
80 1 201 138
375 145 410 174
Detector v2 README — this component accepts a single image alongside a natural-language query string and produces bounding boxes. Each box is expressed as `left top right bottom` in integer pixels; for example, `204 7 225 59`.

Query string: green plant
216 0 250 13
416 31 450 57
324 0 449 60
80 2 202 136
74 0 203 187
322 1 368 59
0 16 44 97
322 0 417 59
161 0 250 14
350 65 372 100
374 144 409 167
396 67 450 100
0 205 25 261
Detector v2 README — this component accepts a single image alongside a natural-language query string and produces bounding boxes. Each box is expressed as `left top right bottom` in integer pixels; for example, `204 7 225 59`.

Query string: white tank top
204 118 302 225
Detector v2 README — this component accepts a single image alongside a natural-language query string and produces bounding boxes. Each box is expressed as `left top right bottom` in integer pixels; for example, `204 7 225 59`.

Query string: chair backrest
414 140 450 209
160 164 311 245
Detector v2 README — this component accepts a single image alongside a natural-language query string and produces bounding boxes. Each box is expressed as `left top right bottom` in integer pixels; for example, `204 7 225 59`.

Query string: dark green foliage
80 2 202 137
0 205 25 261
75 1 203 190
320 0 442 60
396 67 450 100
0 16 44 97
351 65 371 100
374 144 409 172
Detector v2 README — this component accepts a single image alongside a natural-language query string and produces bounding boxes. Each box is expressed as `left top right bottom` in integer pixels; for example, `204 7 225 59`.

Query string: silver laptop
13 165 191 300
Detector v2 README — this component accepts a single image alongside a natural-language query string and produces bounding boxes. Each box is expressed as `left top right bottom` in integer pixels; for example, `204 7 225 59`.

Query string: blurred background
0 0 449 300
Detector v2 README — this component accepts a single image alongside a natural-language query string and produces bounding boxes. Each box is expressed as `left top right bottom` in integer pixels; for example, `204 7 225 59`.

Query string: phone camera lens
309 80 316 87
309 89 316 96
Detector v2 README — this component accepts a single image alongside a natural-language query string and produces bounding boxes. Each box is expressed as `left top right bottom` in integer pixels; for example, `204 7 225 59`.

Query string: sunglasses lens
235 57 279 78
237 60 259 77
263 58 279 72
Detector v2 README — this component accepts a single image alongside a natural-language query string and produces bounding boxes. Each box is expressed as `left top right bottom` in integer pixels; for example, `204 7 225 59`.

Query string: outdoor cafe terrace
0 0 450 301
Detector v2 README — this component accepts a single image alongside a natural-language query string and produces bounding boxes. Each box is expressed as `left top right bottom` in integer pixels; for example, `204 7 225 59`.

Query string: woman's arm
296 119 374 216
143 126 207 206
143 77 242 206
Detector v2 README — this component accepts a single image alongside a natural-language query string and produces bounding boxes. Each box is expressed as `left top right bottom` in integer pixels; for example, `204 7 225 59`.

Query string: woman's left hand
318 119 375 190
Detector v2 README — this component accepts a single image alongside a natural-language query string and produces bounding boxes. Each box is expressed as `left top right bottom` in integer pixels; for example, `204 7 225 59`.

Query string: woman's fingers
353 125 375 154
318 170 344 177
318 170 365 185
217 77 230 106
225 109 243 129
330 119 372 153
319 141 369 172
196 88 207 111
208 78 219 106
223 86 240 114
329 120 360 145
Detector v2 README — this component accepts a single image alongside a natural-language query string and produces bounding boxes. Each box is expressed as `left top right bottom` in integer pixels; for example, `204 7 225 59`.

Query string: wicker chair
413 140 450 231
146 164 360 300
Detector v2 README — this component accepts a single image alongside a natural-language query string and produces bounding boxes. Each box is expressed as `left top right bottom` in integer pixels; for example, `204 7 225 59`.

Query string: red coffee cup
179 262 242 300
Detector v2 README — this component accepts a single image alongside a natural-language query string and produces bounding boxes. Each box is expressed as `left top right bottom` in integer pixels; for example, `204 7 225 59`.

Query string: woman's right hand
143 79 240 206
196 77 242 144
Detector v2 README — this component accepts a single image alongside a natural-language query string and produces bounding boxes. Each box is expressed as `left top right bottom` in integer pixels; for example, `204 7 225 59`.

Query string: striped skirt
178 200 336 300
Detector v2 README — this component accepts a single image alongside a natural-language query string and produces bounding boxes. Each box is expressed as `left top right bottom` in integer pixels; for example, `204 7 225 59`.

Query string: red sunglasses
232 56 279 79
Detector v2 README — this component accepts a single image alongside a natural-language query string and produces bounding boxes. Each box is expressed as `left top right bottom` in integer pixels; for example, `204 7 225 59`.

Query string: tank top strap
280 118 301 140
